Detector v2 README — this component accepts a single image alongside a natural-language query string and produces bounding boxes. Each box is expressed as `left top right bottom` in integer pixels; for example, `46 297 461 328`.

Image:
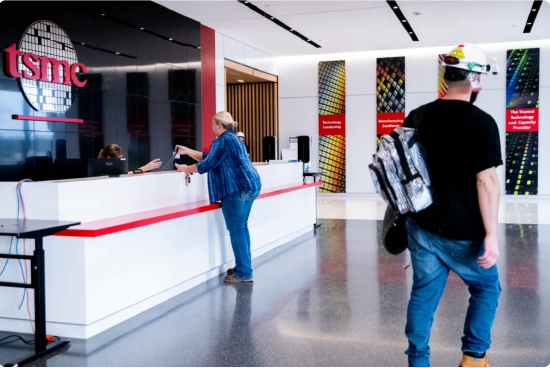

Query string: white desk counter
0 162 317 338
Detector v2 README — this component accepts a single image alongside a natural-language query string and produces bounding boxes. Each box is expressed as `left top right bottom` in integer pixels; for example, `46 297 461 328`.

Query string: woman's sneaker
224 274 253 283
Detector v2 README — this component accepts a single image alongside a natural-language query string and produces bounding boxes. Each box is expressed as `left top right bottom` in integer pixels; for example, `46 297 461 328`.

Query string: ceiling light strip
236 0 321 48
524 0 543 33
386 1 419 42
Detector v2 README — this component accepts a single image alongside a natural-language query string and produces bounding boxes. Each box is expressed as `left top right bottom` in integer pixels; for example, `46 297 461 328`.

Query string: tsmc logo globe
2 20 87 113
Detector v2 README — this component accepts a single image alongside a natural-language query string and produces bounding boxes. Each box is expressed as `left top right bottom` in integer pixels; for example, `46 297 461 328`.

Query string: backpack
371 106 432 255
369 110 432 215
369 129 432 215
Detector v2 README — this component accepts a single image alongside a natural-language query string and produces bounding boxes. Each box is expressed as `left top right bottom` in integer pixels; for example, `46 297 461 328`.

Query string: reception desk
0 163 318 339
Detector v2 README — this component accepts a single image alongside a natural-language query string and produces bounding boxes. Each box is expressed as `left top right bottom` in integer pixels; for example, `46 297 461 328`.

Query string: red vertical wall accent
201 25 216 152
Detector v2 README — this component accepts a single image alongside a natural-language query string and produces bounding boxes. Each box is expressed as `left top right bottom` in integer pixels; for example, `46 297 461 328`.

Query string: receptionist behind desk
98 144 162 174
175 111 262 283
237 131 250 155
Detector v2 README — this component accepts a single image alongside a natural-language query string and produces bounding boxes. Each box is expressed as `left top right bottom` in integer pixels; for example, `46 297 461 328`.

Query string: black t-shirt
404 99 502 240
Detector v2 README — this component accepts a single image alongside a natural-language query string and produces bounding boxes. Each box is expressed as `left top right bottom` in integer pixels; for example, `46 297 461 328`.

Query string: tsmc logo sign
2 20 86 113
3 43 87 87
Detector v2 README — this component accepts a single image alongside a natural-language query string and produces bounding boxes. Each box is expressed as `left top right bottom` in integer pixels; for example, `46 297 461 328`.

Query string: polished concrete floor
1 219 549 367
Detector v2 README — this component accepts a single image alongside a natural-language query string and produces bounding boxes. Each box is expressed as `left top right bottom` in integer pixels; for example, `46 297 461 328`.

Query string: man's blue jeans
221 189 261 279
405 218 501 367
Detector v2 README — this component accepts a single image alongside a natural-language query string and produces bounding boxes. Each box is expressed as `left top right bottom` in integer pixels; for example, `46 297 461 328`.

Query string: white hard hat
237 132 245 138
443 43 499 91
443 44 491 74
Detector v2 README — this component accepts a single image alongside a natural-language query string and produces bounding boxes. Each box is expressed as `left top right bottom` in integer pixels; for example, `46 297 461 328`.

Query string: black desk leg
33 237 47 353
6 237 70 367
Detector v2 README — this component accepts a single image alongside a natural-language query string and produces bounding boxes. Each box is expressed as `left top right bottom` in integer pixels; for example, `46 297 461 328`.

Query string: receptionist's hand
174 145 189 156
141 159 162 172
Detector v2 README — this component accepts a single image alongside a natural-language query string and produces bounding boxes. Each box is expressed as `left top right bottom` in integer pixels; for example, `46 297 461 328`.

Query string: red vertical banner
505 48 539 195
318 60 346 193
376 57 405 146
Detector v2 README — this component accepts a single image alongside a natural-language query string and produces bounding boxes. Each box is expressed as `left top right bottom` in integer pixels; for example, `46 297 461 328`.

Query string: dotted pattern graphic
319 135 346 193
318 60 345 116
18 21 78 112
438 54 448 99
376 57 405 114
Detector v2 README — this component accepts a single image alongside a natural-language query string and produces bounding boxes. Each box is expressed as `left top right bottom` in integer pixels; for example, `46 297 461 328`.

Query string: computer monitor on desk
87 158 128 177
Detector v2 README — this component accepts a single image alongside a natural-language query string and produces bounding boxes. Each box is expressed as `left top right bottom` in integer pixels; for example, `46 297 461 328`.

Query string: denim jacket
197 130 262 203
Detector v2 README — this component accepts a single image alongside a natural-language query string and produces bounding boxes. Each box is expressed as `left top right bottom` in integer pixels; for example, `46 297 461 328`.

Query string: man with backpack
402 44 502 367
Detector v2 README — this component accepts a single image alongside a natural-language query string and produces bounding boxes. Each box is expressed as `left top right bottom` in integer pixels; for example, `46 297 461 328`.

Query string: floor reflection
209 284 260 367
1 220 548 367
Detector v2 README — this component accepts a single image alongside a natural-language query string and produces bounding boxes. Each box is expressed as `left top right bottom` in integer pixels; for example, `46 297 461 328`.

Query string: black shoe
226 267 236 275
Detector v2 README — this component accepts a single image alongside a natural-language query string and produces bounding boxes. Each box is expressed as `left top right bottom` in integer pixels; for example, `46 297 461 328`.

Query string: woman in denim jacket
175 111 262 283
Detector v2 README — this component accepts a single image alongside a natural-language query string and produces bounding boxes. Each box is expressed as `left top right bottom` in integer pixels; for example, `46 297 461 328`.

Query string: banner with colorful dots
505 48 539 195
318 60 346 193
438 54 448 99
376 57 406 146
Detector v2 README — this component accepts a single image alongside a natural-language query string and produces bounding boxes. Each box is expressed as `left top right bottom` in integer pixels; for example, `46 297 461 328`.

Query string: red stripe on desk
55 182 321 238
13 115 84 124
257 181 321 200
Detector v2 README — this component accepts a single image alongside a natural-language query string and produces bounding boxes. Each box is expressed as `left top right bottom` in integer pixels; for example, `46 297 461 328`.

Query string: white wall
215 32 278 112
278 40 550 195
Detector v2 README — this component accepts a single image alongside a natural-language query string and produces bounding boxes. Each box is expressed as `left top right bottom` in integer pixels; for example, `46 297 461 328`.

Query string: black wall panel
0 1 202 181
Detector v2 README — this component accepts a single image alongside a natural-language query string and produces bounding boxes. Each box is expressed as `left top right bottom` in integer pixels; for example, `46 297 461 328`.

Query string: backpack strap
389 130 421 184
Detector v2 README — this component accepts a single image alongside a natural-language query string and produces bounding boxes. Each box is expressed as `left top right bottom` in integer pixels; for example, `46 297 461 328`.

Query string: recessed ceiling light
169 38 173 41
409 32 413 34
101 13 105 16
528 22 532 25
238 80 244 83
81 42 85 45
393 6 398 9
307 39 310 42
116 52 120 55
290 29 294 31
140 27 144 30
198 46 201 49
402 19 407 22
270 17 274 20
532 8 537 11
244 1 249 3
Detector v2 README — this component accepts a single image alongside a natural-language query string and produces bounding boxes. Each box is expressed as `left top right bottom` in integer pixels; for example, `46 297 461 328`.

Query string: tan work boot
224 274 253 283
459 353 490 367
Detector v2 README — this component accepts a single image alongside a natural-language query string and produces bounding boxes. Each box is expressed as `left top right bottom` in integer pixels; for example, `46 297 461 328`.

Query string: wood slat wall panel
226 82 278 163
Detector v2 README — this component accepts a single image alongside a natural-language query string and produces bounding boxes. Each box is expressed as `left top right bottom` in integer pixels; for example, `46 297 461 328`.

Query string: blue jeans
405 218 501 367
221 189 261 279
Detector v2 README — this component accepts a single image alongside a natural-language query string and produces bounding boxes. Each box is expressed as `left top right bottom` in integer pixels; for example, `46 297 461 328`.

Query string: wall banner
505 48 540 195
438 54 449 99
318 60 346 193
376 57 405 145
